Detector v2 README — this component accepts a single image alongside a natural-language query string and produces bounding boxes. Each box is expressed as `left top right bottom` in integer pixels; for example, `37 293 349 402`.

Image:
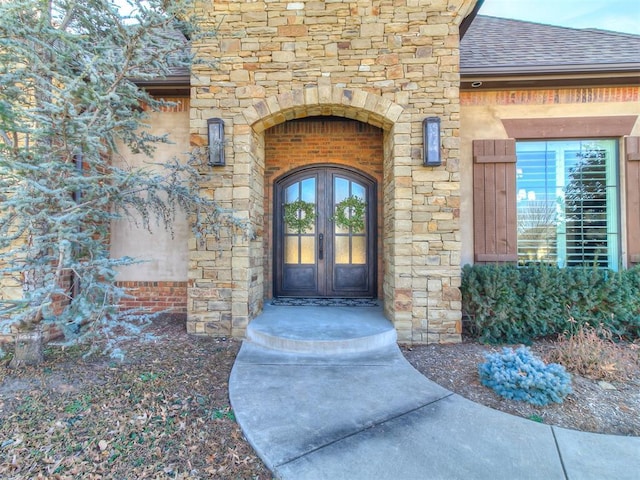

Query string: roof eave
461 63 640 76
459 0 485 39
132 75 191 96
461 69 640 90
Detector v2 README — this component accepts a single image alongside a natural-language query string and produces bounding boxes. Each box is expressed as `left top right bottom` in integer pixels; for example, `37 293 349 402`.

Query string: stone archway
234 86 406 335
186 85 410 339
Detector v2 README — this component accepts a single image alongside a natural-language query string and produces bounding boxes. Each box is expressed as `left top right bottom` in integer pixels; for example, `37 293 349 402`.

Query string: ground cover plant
478 346 572 406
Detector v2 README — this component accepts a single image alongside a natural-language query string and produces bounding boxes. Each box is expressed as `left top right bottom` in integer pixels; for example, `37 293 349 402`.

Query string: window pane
285 236 298 264
564 146 610 268
300 236 315 264
335 236 350 264
516 146 558 264
516 139 619 269
352 236 366 264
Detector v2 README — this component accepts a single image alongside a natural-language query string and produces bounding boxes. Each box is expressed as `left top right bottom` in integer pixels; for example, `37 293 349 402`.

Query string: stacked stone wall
188 0 477 342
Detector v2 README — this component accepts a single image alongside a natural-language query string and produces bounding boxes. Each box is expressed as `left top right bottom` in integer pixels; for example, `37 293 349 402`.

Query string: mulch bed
403 340 640 436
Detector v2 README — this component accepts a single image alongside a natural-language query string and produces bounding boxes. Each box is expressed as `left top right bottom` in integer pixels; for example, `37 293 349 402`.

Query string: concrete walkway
229 305 640 480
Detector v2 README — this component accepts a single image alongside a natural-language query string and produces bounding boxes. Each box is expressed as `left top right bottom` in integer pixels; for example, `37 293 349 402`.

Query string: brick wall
264 117 384 298
461 86 640 106
116 281 188 314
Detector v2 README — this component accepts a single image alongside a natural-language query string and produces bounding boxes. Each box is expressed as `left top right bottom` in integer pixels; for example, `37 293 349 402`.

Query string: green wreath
333 195 366 232
284 199 316 233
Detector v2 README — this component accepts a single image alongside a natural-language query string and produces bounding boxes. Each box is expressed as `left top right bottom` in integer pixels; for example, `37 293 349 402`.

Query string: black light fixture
423 116 441 166
207 118 225 166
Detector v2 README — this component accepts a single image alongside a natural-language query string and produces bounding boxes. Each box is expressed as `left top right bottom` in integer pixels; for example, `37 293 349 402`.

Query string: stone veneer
187 0 476 343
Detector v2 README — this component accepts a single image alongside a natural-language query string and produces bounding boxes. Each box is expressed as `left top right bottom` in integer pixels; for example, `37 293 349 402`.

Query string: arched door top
241 86 405 133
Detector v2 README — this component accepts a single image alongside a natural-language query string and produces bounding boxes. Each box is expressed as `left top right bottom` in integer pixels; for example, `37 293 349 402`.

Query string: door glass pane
334 177 350 234
335 236 350 264
285 236 298 264
300 236 315 264
285 179 316 234
335 177 349 203
285 184 298 203
351 236 366 264
301 178 315 203
352 183 365 199
351 183 366 233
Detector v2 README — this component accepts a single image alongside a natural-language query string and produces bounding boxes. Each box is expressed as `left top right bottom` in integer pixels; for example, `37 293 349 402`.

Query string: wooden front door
274 166 376 298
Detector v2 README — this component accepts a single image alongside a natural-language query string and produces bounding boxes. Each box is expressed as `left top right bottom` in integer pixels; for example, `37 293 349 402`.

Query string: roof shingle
461 15 640 75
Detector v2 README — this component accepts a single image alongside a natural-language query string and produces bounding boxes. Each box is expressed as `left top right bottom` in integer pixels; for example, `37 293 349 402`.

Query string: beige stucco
460 93 640 267
110 107 190 282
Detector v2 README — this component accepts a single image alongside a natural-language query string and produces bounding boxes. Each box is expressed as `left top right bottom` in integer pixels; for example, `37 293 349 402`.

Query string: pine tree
0 0 239 364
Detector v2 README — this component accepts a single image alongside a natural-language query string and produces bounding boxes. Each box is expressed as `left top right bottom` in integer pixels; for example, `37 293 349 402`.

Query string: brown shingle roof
461 15 640 75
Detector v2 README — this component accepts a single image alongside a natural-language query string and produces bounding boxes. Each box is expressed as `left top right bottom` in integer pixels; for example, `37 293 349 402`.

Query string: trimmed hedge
461 264 640 344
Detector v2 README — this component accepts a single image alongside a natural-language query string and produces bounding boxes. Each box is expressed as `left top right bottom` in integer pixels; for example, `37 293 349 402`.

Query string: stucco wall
460 86 640 266
110 101 190 282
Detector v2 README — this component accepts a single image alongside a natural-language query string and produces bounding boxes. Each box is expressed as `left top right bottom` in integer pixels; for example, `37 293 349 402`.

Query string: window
516 140 619 269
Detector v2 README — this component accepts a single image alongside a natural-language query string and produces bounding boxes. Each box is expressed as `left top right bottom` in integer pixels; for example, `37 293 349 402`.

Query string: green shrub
478 346 572 406
462 264 640 344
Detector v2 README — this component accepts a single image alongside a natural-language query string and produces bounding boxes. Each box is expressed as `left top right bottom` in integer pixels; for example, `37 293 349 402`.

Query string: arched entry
274 165 377 298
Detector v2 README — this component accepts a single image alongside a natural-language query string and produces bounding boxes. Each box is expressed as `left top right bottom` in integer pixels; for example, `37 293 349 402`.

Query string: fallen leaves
0 316 271 479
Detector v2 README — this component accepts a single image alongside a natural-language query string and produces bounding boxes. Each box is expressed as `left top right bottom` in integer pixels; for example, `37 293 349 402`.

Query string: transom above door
274 166 377 298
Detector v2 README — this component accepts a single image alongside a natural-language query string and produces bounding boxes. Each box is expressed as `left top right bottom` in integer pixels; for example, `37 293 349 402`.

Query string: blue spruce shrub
478 346 572 406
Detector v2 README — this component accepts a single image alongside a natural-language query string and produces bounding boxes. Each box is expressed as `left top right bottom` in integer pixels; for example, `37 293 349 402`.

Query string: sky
478 0 640 35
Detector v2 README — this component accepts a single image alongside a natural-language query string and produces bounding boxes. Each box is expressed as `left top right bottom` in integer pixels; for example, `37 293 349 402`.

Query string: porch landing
245 303 395 354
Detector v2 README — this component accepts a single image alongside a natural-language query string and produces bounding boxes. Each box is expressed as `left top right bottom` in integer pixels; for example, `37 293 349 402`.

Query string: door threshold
270 297 379 307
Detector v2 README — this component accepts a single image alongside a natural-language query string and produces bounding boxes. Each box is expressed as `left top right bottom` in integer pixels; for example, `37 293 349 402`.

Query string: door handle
318 233 324 260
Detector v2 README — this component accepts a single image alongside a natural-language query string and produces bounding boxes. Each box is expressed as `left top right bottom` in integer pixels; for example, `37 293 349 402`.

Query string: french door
274 166 376 298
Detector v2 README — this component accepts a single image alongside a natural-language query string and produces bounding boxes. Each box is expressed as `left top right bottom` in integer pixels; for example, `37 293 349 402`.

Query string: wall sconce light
207 118 225 166
423 116 441 166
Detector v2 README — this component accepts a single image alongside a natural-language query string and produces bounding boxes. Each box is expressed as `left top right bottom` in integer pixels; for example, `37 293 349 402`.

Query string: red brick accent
116 281 188 314
50 270 74 315
461 86 640 106
141 97 190 112
264 118 384 298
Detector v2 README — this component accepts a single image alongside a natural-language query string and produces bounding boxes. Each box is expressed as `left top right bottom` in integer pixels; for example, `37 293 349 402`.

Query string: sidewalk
229 306 640 480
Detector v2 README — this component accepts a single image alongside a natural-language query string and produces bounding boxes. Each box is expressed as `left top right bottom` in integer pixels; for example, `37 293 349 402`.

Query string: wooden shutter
626 137 640 266
473 139 518 263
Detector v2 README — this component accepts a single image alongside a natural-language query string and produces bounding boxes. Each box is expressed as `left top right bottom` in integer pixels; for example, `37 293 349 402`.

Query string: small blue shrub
478 346 572 406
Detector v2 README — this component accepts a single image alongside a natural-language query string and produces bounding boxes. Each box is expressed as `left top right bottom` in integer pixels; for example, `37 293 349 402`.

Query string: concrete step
245 304 397 355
